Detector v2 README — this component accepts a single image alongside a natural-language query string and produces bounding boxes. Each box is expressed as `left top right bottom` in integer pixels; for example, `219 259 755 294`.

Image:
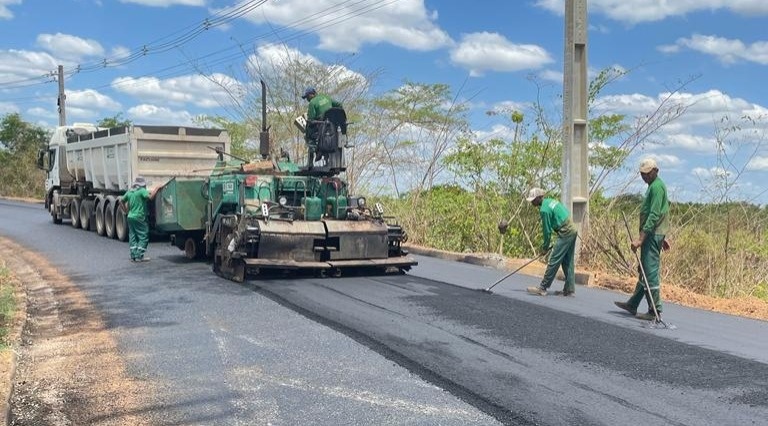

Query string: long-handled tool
621 212 673 329
478 251 548 294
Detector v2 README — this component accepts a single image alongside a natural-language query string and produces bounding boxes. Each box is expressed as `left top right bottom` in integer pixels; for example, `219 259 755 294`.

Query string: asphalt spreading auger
153 81 417 282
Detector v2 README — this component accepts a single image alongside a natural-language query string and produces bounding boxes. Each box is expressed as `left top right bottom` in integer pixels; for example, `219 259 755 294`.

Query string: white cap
526 187 546 202
639 158 658 173
132 176 147 188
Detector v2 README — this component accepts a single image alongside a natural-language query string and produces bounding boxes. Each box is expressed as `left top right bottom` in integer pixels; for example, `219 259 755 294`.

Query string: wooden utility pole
562 0 589 258
57 65 66 126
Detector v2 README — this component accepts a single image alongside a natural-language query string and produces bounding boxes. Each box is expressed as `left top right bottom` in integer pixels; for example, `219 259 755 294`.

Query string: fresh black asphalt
2 199 767 425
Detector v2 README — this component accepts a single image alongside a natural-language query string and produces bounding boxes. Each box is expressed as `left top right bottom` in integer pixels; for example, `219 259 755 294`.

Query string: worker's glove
497 220 509 234
539 246 552 256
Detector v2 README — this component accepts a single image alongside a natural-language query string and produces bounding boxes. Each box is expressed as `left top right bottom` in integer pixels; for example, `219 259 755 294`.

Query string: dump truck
153 81 417 281
37 124 230 240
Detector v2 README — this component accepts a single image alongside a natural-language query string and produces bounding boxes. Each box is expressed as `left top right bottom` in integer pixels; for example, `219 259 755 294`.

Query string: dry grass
590 268 768 321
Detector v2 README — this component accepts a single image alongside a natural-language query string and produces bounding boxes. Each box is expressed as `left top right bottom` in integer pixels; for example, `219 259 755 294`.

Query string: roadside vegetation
0 264 17 349
1 54 767 310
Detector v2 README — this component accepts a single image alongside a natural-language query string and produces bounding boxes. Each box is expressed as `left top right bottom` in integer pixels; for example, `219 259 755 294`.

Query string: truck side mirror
36 149 50 171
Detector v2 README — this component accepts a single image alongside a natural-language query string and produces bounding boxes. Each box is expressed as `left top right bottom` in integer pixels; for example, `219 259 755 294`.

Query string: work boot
137 257 151 262
614 301 637 315
554 290 575 297
636 312 660 321
527 286 547 296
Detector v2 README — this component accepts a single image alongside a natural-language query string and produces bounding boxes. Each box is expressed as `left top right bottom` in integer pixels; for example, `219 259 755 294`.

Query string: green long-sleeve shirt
307 94 342 121
122 187 150 220
640 177 669 235
539 197 571 250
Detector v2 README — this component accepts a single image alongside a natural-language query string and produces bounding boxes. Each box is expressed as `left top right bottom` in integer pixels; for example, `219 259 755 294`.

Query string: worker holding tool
525 188 579 296
615 158 670 320
119 176 158 262
302 87 342 163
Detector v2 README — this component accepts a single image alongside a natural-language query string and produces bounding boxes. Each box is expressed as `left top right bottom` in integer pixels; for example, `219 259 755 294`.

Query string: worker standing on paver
525 188 579 297
302 87 342 163
615 158 670 320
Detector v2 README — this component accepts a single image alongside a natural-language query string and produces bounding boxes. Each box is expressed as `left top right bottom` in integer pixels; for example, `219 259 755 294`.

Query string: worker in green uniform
525 188 579 296
120 176 154 262
615 158 670 320
302 87 342 163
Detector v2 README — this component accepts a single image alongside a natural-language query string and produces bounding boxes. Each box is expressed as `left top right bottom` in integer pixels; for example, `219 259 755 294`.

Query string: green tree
197 44 371 178
97 113 132 128
194 115 252 160
0 113 49 198
366 81 469 196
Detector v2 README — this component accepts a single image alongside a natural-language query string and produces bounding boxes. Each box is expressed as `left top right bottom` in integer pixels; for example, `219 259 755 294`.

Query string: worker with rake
615 158 670 320
526 188 579 297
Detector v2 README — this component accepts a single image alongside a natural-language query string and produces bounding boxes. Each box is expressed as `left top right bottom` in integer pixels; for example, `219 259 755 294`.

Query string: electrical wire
0 0 399 100
1 0 405 103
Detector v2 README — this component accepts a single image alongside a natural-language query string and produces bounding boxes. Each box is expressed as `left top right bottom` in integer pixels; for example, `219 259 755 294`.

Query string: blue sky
2 0 768 203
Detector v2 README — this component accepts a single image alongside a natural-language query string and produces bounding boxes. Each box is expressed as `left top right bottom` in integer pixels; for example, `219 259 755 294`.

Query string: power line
0 0 271 90
1 0 404 101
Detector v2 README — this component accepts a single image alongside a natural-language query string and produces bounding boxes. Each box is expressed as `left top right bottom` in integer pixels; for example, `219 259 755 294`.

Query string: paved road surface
1 199 767 425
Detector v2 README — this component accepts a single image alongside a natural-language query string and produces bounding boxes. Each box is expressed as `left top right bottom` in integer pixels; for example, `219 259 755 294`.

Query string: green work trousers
128 217 149 260
627 234 664 313
540 225 578 292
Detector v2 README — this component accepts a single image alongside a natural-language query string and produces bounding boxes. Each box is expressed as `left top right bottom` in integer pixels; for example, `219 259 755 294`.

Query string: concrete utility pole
57 65 66 126
562 0 589 258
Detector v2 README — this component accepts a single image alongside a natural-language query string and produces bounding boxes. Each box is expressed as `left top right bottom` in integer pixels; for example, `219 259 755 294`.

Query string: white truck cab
38 123 99 194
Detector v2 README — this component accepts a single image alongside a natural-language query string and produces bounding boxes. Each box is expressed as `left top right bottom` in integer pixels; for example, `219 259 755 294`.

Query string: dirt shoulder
0 237 155 425
406 244 768 322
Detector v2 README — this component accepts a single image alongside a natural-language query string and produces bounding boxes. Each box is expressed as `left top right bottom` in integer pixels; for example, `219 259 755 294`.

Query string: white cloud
746 156 768 171
0 33 113 86
119 0 205 7
473 124 514 142
238 0 452 52
127 104 195 125
0 49 60 85
592 93 659 115
535 0 768 24
25 107 49 118
538 69 563 82
0 101 18 114
110 46 132 61
646 153 683 169
592 89 768 162
246 44 366 89
489 100 530 114
663 134 716 153
37 89 122 123
0 0 21 20
450 32 553 77
111 73 240 108
595 90 766 132
67 89 122 111
692 166 731 179
248 44 322 72
663 34 768 65
657 44 680 54
36 33 105 61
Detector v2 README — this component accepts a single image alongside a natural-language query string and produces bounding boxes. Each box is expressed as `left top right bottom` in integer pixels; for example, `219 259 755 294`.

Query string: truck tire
50 203 62 224
105 197 117 239
115 206 128 242
184 237 205 259
95 199 106 236
80 200 94 231
70 199 82 229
